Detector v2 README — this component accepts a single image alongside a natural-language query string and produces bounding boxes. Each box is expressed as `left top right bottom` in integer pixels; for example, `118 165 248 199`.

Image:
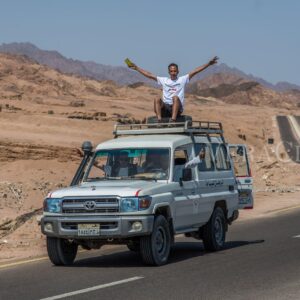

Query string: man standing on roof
126 56 218 122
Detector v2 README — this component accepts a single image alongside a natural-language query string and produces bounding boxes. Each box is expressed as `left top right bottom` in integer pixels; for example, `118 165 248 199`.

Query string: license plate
78 224 100 236
239 197 250 205
239 192 250 204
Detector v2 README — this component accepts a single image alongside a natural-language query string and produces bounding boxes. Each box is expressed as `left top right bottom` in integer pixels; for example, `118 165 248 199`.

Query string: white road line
293 235 300 238
0 250 87 270
40 276 144 300
0 257 48 269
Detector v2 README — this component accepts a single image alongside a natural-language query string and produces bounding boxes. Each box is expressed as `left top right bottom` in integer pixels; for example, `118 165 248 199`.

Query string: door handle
229 185 235 192
175 191 183 196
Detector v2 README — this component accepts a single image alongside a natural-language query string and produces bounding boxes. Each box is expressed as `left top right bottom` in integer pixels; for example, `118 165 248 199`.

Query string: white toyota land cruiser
41 120 253 266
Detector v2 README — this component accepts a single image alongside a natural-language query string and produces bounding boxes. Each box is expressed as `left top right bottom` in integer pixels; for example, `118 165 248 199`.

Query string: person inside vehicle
173 148 206 182
142 150 161 172
159 153 169 175
185 147 206 169
126 57 219 123
95 151 137 177
142 150 169 178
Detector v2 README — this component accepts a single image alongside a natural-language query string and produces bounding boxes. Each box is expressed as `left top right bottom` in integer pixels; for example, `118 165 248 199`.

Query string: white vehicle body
41 121 253 266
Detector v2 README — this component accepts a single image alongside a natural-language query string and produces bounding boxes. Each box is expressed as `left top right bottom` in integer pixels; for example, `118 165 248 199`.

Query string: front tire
140 215 171 266
202 207 226 251
47 237 78 266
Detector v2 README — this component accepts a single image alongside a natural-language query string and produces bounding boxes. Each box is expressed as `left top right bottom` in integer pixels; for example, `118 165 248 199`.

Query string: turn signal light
139 196 151 210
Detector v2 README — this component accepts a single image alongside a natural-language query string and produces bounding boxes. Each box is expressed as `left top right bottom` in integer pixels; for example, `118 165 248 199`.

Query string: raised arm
126 60 157 81
185 148 206 168
188 56 219 80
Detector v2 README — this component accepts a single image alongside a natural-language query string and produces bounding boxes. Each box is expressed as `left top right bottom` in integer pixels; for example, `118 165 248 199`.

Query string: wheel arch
153 204 171 217
153 204 174 237
214 200 228 216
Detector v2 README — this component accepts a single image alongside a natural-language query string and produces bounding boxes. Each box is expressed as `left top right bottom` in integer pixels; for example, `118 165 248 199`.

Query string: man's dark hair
168 63 179 71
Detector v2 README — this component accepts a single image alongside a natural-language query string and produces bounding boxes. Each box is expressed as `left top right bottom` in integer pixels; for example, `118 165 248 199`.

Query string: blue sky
0 0 299 84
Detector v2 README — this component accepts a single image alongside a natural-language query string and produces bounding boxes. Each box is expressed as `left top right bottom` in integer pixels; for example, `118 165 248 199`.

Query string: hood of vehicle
49 180 167 198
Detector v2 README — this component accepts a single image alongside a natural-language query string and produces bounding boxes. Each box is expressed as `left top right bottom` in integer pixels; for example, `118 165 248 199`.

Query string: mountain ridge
0 42 299 91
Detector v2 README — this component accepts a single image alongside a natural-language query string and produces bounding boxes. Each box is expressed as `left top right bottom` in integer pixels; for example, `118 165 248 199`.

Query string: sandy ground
0 59 300 263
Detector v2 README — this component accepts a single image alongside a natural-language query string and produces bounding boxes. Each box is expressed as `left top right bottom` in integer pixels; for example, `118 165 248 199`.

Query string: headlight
120 196 152 212
120 197 139 212
43 198 62 213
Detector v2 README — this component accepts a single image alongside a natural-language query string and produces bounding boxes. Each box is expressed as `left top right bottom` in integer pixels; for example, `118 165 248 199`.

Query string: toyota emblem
84 201 96 210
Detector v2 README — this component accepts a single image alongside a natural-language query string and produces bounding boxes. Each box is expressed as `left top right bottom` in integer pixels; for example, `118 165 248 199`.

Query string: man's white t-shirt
157 74 189 108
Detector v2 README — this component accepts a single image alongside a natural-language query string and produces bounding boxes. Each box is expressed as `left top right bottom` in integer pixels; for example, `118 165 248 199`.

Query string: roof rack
113 120 225 142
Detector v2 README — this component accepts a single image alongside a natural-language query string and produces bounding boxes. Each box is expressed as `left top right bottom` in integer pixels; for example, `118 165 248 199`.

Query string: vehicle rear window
211 143 231 171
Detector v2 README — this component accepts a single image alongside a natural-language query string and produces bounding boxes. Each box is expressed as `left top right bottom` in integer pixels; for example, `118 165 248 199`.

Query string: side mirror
179 168 192 186
71 141 93 186
82 141 93 156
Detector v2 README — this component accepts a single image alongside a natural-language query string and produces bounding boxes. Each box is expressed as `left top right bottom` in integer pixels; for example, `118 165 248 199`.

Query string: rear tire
202 207 226 251
140 215 171 266
47 237 78 266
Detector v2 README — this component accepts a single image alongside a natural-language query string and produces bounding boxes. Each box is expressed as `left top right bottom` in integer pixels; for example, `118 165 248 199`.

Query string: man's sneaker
156 119 163 128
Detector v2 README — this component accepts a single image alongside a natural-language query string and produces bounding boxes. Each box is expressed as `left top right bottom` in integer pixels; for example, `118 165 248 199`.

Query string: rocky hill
187 73 300 108
0 52 128 102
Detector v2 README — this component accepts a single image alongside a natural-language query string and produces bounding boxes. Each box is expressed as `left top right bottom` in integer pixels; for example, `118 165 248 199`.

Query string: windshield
84 148 170 181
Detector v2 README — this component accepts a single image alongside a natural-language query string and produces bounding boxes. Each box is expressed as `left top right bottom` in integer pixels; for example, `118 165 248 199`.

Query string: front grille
61 222 118 230
62 208 118 214
62 197 119 214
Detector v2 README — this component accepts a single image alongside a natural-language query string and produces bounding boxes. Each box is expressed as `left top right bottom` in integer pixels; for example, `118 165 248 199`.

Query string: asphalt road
1 208 300 300
277 115 300 163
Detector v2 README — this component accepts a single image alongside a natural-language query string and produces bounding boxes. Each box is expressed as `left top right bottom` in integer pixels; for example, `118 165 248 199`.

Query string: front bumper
41 215 154 239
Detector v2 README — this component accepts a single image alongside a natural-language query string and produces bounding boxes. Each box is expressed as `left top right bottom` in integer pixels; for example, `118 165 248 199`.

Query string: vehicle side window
174 149 188 165
194 143 215 172
212 143 231 171
173 148 190 182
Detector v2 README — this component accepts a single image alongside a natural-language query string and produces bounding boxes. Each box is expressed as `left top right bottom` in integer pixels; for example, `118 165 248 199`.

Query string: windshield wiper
85 177 120 182
123 176 157 182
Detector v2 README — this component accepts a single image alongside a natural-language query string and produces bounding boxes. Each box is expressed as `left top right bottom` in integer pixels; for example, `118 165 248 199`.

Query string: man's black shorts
161 101 183 118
